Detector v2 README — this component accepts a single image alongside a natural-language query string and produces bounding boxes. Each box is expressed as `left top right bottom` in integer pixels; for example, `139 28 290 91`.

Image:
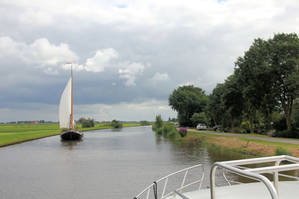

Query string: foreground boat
59 64 83 141
133 155 299 199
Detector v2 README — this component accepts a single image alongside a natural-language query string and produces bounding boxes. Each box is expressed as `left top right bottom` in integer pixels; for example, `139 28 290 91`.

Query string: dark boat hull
60 130 83 140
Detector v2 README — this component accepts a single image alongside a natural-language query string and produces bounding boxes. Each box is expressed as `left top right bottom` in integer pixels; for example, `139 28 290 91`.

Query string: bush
178 127 187 137
140 120 151 126
81 119 95 128
111 120 123 128
156 128 163 135
152 115 163 131
273 117 287 131
167 130 177 138
240 121 250 133
223 127 230 132
232 127 248 134
272 128 299 138
275 147 292 155
162 122 177 138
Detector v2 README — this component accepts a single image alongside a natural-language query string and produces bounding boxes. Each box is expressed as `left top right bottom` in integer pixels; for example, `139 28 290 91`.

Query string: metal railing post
273 160 281 197
210 164 217 199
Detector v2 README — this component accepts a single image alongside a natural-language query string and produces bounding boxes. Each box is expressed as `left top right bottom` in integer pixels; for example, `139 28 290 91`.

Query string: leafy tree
191 112 208 126
111 120 123 128
169 85 209 126
235 38 273 133
152 115 163 132
236 33 299 130
267 33 299 130
208 83 226 126
81 118 95 128
222 74 244 129
140 120 151 126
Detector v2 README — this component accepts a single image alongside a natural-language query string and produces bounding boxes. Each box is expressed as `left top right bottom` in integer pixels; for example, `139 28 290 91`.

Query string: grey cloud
0 0 299 121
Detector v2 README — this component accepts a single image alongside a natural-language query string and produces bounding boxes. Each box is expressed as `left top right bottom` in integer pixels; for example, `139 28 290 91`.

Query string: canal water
0 126 247 199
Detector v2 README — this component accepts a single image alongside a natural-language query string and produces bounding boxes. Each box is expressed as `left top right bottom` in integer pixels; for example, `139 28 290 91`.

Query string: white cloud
150 72 169 82
19 10 54 26
0 36 78 66
118 62 145 86
85 48 118 72
76 99 176 121
2 0 298 34
61 48 146 86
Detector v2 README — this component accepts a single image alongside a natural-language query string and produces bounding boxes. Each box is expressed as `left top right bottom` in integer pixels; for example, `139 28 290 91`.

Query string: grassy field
184 131 299 157
0 122 142 147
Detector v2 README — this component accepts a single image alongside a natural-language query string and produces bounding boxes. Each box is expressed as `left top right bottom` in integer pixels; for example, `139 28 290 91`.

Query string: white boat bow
133 155 299 199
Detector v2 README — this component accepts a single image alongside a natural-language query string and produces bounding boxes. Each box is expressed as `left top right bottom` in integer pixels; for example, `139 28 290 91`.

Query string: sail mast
70 63 74 129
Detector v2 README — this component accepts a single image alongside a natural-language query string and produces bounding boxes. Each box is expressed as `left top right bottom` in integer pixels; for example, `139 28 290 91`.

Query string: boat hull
60 130 83 141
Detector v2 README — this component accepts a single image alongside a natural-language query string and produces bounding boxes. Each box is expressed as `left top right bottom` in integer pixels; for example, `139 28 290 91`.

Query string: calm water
0 126 247 199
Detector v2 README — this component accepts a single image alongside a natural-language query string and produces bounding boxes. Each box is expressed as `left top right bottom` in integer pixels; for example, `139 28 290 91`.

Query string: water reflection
60 140 82 150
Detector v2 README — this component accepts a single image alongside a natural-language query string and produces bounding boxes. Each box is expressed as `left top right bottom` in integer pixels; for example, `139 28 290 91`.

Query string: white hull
167 181 299 199
133 155 299 199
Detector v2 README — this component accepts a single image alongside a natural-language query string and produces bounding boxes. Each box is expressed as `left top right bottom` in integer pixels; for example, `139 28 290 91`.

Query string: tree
236 33 299 130
111 120 123 128
191 112 208 126
222 74 244 129
235 38 273 133
208 83 226 126
81 118 95 128
169 85 209 126
267 33 299 130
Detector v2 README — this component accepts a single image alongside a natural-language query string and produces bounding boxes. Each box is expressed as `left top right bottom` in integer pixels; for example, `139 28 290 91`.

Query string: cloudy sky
0 0 299 122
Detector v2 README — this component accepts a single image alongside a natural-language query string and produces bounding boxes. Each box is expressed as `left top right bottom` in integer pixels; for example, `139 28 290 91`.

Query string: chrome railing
133 164 204 199
210 155 299 199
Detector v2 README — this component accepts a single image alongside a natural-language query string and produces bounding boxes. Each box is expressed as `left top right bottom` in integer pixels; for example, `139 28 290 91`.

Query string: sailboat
59 64 83 140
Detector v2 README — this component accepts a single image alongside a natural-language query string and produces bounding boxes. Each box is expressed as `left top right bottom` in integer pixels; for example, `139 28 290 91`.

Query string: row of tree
169 33 299 137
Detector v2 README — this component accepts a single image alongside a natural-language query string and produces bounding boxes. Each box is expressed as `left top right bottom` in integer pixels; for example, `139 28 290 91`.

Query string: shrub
81 119 95 128
240 121 250 133
152 115 163 131
140 120 151 126
111 120 123 128
232 127 248 134
223 127 230 132
156 128 163 135
272 129 299 138
178 127 187 137
275 147 292 156
162 122 177 137
167 130 177 138
273 117 287 131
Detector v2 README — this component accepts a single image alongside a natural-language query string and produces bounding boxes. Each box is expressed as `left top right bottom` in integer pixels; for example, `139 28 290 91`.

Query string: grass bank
0 123 142 147
184 130 299 157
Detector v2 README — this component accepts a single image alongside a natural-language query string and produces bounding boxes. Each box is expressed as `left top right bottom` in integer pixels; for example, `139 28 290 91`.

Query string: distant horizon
0 119 157 124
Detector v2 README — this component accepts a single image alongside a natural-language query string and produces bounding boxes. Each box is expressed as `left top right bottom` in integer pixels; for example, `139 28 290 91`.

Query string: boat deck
171 181 299 199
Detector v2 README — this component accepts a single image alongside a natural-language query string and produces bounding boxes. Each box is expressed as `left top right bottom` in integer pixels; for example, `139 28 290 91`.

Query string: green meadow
0 122 142 147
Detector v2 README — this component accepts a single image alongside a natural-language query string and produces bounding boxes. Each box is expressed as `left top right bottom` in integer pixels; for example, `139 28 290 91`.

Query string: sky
0 0 299 122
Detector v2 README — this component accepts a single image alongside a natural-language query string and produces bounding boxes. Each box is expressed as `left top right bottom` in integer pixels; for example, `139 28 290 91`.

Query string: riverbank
185 130 299 157
0 123 142 147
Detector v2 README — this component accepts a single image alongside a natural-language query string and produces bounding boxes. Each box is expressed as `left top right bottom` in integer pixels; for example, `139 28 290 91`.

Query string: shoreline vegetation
152 117 299 157
0 122 146 147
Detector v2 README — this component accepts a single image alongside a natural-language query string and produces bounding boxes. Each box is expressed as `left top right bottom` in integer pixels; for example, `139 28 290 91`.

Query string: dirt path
188 129 299 145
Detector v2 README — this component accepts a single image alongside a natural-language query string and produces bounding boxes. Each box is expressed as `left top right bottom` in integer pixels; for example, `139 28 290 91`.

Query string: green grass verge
189 130 299 148
0 123 143 147
186 130 298 156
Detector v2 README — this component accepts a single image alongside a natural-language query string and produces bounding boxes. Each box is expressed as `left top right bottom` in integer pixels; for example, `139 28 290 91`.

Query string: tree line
169 33 299 138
